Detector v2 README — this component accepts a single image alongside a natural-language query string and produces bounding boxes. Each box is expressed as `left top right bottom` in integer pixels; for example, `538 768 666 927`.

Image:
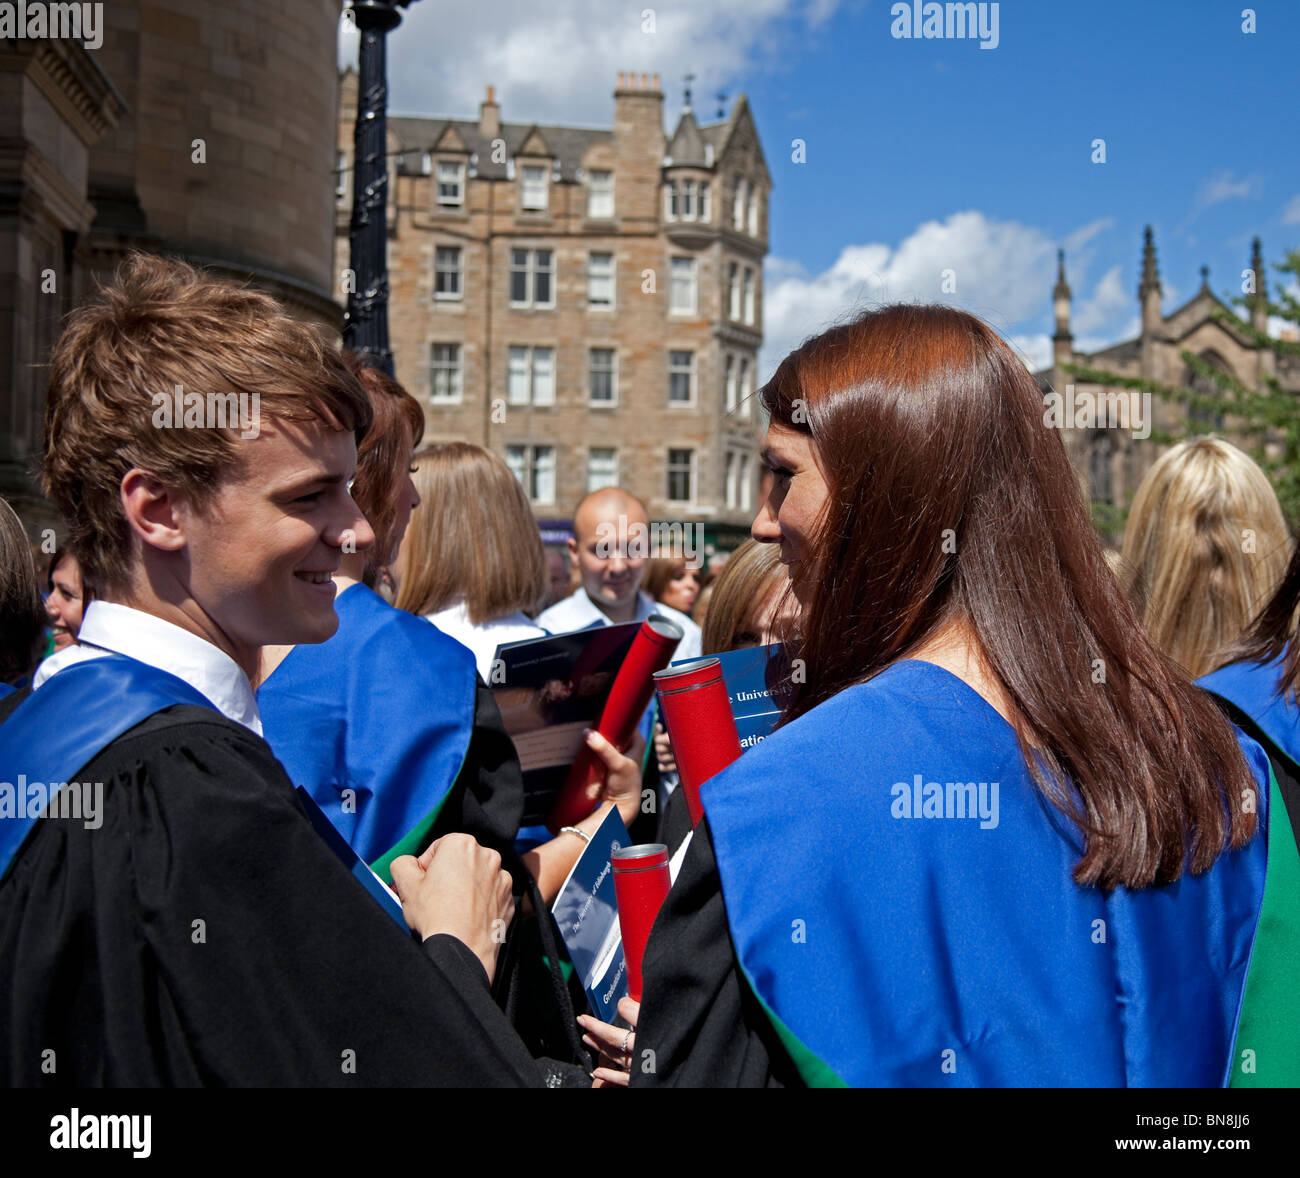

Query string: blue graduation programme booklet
671 642 783 750
551 806 630 1022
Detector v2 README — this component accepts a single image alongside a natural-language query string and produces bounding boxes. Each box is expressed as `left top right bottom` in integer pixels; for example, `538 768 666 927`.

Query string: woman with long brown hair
619 304 1269 1087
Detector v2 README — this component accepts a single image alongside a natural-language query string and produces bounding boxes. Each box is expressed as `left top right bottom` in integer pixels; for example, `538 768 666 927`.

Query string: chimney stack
479 84 500 139
612 70 666 221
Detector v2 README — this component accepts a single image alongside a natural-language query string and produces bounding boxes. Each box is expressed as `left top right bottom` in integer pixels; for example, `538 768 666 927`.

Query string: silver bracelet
560 825 591 844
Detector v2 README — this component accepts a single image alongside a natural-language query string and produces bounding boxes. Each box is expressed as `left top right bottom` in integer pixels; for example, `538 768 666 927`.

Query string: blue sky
342 0 1299 377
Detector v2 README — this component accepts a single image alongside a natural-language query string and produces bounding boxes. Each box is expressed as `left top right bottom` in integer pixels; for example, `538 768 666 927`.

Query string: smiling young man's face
173 416 375 668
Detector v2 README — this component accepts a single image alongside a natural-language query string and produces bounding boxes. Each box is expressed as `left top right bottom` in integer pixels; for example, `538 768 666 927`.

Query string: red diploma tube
546 616 684 833
611 843 671 1002
653 657 742 827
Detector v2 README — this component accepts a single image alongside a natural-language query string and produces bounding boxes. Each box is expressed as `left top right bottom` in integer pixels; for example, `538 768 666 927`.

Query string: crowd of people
0 254 1297 1087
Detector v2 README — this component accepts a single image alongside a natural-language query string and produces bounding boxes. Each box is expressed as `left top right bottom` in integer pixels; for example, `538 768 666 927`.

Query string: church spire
1139 225 1162 335
1138 225 1161 298
1250 237 1268 333
1052 249 1073 369
1053 250 1072 336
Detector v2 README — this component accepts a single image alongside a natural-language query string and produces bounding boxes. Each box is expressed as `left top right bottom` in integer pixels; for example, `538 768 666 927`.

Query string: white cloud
1073 265 1128 335
1009 333 1052 371
1063 218 1115 255
1282 194 1300 226
760 210 1060 378
1193 170 1262 212
341 0 845 130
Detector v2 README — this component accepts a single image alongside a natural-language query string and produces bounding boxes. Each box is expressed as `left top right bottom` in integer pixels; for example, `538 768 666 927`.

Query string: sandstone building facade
336 70 771 544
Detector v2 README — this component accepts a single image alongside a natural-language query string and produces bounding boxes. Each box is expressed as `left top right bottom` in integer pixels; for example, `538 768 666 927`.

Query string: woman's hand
578 996 641 1087
587 728 647 829
521 729 649 906
391 834 515 985
653 720 677 776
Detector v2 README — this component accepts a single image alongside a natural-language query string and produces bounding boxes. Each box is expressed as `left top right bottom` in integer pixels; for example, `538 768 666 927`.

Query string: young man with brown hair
0 254 565 1086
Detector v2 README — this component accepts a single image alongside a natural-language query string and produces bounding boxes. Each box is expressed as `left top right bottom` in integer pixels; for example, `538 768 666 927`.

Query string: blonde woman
1120 437 1291 678
396 443 550 681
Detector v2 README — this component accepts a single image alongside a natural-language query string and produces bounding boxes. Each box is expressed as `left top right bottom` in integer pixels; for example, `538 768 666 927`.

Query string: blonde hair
396 443 547 623
1120 437 1291 677
43 253 370 592
701 539 787 654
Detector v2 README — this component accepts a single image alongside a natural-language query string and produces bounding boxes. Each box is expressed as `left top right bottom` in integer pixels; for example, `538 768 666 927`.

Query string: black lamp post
343 0 417 376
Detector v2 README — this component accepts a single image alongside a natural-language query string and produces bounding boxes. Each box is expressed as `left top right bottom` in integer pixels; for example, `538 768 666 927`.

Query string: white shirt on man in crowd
535 587 701 661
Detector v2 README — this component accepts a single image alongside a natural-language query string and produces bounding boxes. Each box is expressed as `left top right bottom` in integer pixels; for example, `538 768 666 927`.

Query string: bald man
536 487 701 660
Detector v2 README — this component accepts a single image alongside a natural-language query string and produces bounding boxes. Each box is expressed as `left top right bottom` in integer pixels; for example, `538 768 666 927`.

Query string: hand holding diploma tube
547 615 683 832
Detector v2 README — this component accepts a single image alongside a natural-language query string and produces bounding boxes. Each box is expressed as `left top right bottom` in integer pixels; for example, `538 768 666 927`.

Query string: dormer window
420 152 432 176
436 160 464 206
521 164 548 211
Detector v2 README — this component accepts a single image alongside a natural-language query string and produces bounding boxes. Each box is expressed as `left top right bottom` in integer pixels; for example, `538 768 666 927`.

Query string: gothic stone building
1038 227 1300 526
336 70 770 546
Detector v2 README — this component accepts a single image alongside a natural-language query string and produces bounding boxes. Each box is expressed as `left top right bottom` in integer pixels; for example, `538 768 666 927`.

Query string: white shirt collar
562 587 654 627
33 600 262 735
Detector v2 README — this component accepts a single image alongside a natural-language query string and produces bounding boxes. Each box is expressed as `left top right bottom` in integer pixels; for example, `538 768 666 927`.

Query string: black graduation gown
0 696 577 1087
426 677 591 1065
655 779 693 853
630 817 800 1088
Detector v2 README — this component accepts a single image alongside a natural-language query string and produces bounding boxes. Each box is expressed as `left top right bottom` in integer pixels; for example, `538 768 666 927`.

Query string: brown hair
1220 538 1300 694
0 498 46 684
43 253 372 593
702 539 786 654
396 443 547 623
47 546 93 606
1121 438 1290 677
643 556 689 602
342 353 425 581
762 303 1256 890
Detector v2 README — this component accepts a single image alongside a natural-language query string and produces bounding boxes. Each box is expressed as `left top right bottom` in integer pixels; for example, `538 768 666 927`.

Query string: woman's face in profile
661 567 699 614
753 423 828 604
46 554 84 651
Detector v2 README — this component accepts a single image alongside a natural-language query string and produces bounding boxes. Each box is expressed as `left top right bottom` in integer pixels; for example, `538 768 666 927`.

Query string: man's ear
565 535 579 569
120 468 189 554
